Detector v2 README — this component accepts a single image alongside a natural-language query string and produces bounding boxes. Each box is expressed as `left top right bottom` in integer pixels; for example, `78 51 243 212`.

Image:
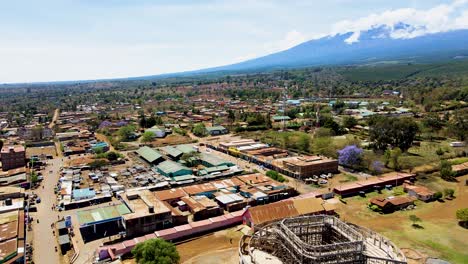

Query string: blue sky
0 0 466 83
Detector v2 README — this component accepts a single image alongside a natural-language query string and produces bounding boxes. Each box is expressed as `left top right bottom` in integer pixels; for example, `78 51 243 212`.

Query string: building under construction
239 215 407 264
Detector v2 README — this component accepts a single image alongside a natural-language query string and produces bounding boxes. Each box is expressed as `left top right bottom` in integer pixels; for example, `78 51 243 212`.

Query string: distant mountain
195 24 468 73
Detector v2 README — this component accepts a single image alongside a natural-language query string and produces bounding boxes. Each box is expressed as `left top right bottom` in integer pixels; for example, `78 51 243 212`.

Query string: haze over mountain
194 24 468 74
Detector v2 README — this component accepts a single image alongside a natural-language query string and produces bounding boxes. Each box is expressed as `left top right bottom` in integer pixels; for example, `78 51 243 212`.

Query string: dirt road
31 157 64 264
49 108 60 129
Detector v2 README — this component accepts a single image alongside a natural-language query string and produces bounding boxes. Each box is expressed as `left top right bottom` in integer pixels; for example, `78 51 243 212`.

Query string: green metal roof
199 165 229 175
76 204 131 225
160 146 183 158
156 160 192 175
175 144 196 154
200 153 234 167
137 146 162 163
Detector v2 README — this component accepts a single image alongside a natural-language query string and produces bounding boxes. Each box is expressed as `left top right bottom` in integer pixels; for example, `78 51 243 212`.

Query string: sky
0 0 467 83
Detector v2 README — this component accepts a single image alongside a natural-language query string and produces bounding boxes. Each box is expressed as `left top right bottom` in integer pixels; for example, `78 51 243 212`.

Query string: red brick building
1 146 26 171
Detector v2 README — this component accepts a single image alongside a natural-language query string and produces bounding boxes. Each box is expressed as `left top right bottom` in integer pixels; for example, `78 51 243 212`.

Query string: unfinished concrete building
239 215 406 264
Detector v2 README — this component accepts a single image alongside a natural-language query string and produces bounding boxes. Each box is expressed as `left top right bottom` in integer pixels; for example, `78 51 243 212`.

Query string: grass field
337 174 468 264
337 60 468 81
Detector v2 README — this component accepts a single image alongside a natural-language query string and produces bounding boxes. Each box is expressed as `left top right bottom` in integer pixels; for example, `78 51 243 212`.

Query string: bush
369 204 381 212
434 191 443 200
440 160 455 181
266 170 286 182
456 208 468 228
192 123 207 137
444 188 455 198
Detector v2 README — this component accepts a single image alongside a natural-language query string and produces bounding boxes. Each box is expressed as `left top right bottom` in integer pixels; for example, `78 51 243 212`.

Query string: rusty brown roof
246 197 326 226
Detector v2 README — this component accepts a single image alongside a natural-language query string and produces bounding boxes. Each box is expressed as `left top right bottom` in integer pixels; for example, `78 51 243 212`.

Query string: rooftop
278 155 336 166
136 146 162 163
0 145 25 153
76 204 131 226
160 146 183 158
122 190 171 220
182 183 217 195
156 160 192 175
245 197 328 226
237 173 271 185
154 188 187 201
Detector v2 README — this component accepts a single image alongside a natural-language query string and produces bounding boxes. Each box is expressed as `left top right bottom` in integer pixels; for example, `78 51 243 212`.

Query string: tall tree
132 238 180 264
369 116 419 151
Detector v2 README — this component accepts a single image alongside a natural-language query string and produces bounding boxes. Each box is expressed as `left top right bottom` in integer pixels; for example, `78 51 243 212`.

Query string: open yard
122 226 245 264
337 174 468 264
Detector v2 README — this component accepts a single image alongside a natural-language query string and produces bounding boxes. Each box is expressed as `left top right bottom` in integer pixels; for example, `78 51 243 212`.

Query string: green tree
180 151 200 167
434 191 443 200
311 136 335 157
449 109 468 141
440 160 454 181
444 188 455 198
422 113 443 141
31 171 39 184
390 147 402 171
342 116 358 129
192 123 207 137
132 238 180 264
297 134 311 153
384 149 391 167
118 125 136 141
409 215 421 227
141 131 155 142
456 208 468 228
266 170 286 182
106 151 120 161
369 116 419 151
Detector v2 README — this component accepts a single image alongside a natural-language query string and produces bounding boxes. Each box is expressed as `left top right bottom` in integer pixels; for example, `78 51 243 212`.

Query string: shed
156 160 192 178
136 147 163 164
205 126 228 136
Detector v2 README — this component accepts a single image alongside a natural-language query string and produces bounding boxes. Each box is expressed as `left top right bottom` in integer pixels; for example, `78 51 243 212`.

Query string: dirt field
147 134 195 147
337 174 468 264
26 146 57 158
122 226 244 264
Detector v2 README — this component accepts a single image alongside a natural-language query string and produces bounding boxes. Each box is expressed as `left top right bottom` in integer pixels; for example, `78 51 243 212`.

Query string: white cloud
332 0 468 43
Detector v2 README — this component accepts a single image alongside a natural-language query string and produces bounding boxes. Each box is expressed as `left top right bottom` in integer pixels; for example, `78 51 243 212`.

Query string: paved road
31 157 64 264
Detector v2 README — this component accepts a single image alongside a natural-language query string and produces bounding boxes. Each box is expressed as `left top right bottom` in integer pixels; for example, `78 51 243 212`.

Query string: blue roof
73 188 96 199
92 142 108 149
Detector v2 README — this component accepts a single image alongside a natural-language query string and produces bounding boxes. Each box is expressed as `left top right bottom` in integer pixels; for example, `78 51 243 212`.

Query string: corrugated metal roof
160 146 183 158
200 153 234 167
246 197 325 226
76 204 131 225
175 144 196 154
137 146 162 163
156 160 191 174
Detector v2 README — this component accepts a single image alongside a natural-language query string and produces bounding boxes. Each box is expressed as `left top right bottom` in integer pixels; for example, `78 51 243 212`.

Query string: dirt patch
176 227 243 263
149 134 195 147
182 248 238 264
402 248 426 264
